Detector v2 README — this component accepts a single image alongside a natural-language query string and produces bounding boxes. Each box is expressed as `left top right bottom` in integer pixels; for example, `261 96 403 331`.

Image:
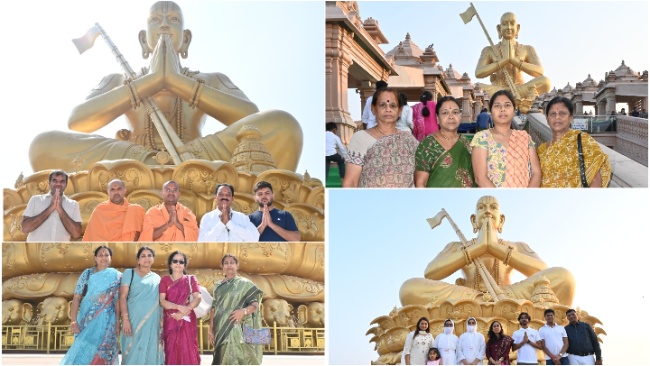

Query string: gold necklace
439 131 459 141
375 126 397 137
490 128 511 137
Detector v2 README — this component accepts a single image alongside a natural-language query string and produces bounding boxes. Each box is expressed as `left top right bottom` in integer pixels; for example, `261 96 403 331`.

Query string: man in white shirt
397 93 414 132
21 170 82 242
198 184 259 242
512 312 542 365
456 317 485 365
361 80 388 129
539 309 569 365
325 122 347 179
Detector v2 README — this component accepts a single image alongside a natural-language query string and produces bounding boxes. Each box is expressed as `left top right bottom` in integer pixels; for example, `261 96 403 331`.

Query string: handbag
577 132 589 187
188 275 212 319
242 312 271 345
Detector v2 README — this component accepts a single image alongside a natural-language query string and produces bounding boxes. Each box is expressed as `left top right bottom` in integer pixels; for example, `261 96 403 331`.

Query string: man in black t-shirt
248 181 301 242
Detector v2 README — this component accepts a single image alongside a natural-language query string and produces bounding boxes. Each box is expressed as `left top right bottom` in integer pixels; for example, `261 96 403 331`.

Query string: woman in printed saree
343 87 419 187
538 96 611 187
471 90 542 187
61 246 121 365
119 246 163 365
159 251 202 365
415 96 475 187
209 253 263 365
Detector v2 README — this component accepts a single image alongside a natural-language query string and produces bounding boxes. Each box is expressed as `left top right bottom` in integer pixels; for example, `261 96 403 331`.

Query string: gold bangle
518 60 523 70
124 79 141 110
189 79 205 109
70 321 77 325
461 246 471 265
504 245 514 266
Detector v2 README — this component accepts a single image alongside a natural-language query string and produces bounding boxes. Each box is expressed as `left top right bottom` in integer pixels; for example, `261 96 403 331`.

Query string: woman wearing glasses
343 87 419 187
415 96 475 187
119 246 163 364
471 90 542 187
537 96 611 187
159 251 202 365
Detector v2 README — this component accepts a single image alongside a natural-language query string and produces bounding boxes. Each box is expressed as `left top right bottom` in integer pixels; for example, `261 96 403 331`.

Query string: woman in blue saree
209 253 264 365
61 245 121 365
119 246 163 364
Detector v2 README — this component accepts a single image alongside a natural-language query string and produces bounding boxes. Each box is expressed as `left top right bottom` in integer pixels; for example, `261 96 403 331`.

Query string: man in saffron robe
83 179 145 241
139 180 199 241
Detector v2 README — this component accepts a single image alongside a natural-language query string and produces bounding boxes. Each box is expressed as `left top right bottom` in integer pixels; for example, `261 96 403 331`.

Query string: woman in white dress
434 318 459 364
402 316 435 365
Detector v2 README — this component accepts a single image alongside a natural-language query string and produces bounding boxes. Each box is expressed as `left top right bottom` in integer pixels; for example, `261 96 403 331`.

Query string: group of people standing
337 85 610 189
21 171 300 243
61 246 264 365
402 310 602 365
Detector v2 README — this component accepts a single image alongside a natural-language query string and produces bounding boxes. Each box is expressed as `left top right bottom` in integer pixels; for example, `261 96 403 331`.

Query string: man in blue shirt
564 309 602 365
476 108 492 131
248 181 301 242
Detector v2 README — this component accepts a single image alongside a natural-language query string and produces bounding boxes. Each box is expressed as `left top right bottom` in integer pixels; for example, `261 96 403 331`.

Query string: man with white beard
434 319 459 365
456 317 485 365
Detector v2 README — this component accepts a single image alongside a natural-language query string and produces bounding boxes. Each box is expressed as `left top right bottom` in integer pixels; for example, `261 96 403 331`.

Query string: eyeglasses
492 103 514 110
172 259 185 264
548 111 570 118
440 109 461 117
378 102 399 110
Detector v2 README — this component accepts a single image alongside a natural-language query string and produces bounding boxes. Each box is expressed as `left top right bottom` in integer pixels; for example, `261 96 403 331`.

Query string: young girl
426 347 442 365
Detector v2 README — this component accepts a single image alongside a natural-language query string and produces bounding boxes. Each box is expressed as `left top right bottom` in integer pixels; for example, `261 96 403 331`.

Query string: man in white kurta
457 317 485 365
198 184 259 242
434 318 459 365
512 312 542 365
22 170 82 241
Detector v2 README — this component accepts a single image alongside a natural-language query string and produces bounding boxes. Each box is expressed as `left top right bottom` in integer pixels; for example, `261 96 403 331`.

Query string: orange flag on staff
459 3 477 24
72 25 101 54
426 211 447 229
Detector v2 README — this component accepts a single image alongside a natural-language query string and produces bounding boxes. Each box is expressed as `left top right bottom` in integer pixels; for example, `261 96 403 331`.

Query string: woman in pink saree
159 250 202 365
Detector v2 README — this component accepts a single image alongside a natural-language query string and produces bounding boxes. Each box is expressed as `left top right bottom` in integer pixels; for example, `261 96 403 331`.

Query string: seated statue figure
29 1 302 173
400 195 574 307
475 12 551 100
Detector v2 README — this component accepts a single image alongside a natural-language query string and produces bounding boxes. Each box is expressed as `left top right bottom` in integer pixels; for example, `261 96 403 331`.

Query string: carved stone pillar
575 100 583 115
606 91 617 115
325 23 355 141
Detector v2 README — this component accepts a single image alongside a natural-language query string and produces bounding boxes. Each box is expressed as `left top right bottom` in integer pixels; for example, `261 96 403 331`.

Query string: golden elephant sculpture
297 302 324 328
261 298 295 327
35 296 71 326
2 299 33 325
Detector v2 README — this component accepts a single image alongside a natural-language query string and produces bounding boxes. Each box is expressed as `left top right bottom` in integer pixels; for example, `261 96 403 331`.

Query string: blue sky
328 188 648 364
2 1 324 189
346 1 648 119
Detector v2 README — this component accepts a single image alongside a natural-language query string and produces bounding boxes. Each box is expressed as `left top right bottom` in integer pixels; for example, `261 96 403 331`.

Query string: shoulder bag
577 132 589 187
242 312 271 345
188 275 213 319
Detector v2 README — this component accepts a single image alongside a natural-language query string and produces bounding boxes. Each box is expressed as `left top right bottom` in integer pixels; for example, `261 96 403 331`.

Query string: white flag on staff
426 211 446 229
72 25 101 54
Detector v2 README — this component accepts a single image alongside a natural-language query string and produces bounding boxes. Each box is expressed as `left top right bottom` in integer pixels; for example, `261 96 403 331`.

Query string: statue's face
475 196 501 225
498 13 519 40
147 2 184 52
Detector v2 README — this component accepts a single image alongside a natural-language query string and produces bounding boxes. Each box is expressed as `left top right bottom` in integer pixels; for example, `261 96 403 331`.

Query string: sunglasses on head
172 259 185 264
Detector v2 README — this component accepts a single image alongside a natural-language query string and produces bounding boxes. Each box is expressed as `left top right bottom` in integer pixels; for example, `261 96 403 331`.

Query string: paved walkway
2 354 325 365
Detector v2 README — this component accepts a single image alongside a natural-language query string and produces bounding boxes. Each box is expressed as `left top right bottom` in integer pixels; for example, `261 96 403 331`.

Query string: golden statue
400 195 573 307
367 196 605 365
463 6 551 112
28 1 303 173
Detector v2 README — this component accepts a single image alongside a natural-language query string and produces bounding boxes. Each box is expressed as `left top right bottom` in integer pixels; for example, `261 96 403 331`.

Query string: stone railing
527 113 648 187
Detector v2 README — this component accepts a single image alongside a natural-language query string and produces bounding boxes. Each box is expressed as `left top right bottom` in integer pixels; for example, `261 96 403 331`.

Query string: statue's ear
497 25 502 39
515 24 520 39
139 30 152 59
497 214 505 233
180 29 192 59
470 214 478 233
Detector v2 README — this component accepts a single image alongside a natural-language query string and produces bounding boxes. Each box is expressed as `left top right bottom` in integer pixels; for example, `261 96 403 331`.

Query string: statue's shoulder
506 240 536 253
87 73 124 98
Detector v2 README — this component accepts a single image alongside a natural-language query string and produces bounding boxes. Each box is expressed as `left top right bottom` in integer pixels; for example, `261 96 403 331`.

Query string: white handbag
188 275 213 319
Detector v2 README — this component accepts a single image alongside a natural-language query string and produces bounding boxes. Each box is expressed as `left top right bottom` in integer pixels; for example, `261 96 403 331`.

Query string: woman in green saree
209 253 264 365
414 96 475 187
